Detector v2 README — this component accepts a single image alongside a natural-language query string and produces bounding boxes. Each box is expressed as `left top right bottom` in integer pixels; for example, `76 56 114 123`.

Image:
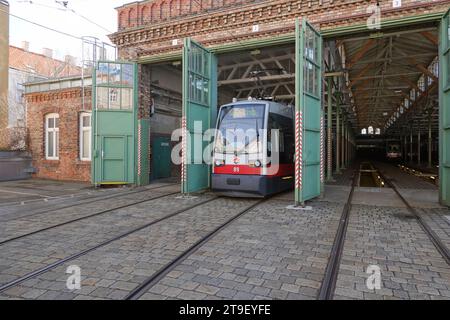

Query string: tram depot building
23 0 450 205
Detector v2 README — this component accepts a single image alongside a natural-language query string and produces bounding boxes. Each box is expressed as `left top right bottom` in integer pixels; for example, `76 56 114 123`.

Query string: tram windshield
215 104 266 155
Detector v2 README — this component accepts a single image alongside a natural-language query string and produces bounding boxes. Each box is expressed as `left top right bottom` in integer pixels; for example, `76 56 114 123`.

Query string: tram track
0 188 181 246
0 196 221 293
319 162 450 300
374 164 450 265
125 198 266 300
0 183 179 222
318 171 357 300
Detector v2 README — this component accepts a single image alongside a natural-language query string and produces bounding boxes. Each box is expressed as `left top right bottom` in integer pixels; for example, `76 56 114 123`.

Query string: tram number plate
227 178 241 186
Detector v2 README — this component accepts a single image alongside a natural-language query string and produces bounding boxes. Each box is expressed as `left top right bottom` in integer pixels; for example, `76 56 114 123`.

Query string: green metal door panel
182 38 217 194
138 119 150 186
303 162 320 201
151 137 171 180
186 164 209 192
92 61 138 186
97 112 134 135
102 136 126 182
440 9 450 206
295 18 323 205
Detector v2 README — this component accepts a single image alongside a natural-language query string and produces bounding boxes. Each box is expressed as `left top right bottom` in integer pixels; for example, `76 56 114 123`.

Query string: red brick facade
112 0 450 59
25 88 92 182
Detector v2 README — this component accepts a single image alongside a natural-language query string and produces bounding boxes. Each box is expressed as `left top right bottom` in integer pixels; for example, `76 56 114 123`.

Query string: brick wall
112 0 450 59
25 87 92 182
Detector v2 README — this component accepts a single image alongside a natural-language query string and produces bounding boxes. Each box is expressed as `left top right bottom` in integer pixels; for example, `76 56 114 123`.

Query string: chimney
21 41 29 51
42 48 53 59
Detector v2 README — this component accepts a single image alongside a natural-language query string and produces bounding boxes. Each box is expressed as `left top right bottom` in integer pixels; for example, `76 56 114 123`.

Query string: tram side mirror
149 98 155 117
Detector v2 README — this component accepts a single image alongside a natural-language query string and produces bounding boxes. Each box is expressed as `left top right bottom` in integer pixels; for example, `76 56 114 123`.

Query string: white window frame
79 112 92 161
45 113 59 160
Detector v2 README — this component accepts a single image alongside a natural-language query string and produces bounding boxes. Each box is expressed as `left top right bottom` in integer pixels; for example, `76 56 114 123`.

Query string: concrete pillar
327 77 333 181
428 116 432 168
336 103 341 174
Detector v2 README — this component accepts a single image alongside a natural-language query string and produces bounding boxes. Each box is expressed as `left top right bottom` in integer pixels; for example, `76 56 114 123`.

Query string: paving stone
21 289 47 299
195 285 220 295
163 287 183 298
280 283 300 294
216 288 237 299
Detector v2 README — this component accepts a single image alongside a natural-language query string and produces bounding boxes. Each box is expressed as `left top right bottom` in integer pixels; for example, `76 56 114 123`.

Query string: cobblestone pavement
0 179 94 204
334 204 450 300
0 185 180 242
136 199 344 300
0 198 258 300
0 174 449 300
0 192 212 287
418 208 450 249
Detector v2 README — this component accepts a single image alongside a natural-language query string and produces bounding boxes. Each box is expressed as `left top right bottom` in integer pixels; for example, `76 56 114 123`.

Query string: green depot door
440 9 450 206
181 38 217 194
151 137 171 180
295 18 323 205
102 136 126 182
92 61 137 186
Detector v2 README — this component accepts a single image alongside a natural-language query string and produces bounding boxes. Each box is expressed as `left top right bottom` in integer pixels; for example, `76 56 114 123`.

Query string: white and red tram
212 100 295 197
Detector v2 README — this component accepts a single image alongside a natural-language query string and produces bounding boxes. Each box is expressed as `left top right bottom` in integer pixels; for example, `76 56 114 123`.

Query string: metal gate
151 137 172 180
440 9 450 206
181 38 217 194
295 18 323 205
92 61 137 186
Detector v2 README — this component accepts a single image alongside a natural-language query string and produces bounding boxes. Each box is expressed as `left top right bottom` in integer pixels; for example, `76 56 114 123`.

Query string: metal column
417 129 421 166
410 128 413 163
327 77 333 181
403 134 407 162
341 115 346 170
336 103 341 174
428 115 432 168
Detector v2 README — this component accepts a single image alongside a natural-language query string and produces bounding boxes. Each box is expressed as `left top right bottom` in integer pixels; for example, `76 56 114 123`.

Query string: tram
212 100 295 197
386 140 402 161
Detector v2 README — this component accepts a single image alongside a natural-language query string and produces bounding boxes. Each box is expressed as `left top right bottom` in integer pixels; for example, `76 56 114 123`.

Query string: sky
7 0 129 62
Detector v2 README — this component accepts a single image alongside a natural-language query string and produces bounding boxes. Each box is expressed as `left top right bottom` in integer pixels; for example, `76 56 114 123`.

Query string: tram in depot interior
386 139 402 161
212 99 295 197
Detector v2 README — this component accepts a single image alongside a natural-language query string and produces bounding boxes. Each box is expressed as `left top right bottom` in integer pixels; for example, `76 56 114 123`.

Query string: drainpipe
327 77 333 181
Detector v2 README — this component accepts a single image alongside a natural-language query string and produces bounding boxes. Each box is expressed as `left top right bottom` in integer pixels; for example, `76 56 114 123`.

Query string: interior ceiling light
383 112 388 116
250 49 261 56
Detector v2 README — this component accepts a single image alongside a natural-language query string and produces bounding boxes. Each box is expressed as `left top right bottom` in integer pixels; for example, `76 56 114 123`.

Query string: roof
24 75 92 94
9 46 82 79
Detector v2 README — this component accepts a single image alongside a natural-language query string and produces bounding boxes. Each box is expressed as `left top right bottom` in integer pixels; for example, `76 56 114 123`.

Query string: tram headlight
254 160 262 167
215 160 224 167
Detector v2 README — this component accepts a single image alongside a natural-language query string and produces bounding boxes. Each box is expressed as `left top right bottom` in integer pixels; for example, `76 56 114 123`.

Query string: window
368 126 374 135
361 128 367 135
188 45 210 106
303 27 320 97
45 114 59 160
80 112 91 161
375 128 381 135
96 63 135 110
